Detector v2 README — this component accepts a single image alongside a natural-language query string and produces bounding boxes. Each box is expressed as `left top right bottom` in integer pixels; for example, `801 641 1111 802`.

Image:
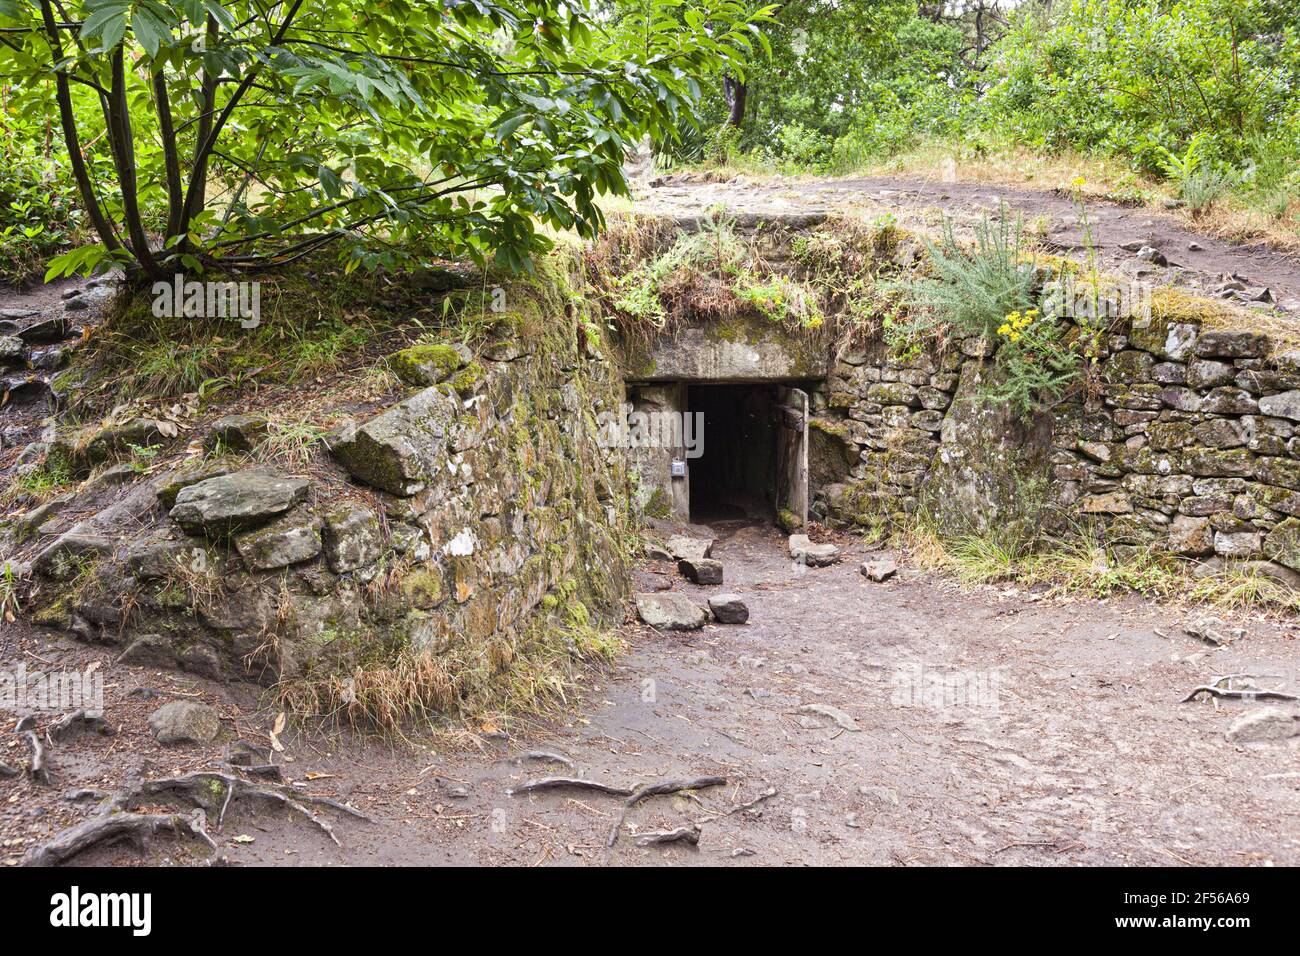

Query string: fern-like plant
903 205 1038 340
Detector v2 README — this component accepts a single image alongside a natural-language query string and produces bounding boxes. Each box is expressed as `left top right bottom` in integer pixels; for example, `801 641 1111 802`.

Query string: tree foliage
0 0 774 280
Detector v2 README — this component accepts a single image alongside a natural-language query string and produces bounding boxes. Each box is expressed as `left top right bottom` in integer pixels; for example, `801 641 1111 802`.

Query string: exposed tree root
46 709 116 742
508 776 636 797
23 770 372 866
634 823 702 847
518 750 576 771
105 771 372 847
22 730 49 784
1180 686 1299 703
606 775 727 848
697 785 778 823
23 811 217 867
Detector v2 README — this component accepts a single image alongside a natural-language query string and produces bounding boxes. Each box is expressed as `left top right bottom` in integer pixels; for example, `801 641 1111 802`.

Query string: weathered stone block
1080 492 1132 514
1186 360 1235 389
1168 515 1213 556
1213 529 1261 557
1256 456 1300 490
678 557 723 585
867 382 920 407
1194 329 1270 359
233 510 322 571
170 471 311 537
1180 447 1254 478
330 386 459 495
205 413 268 452
1263 517 1300 571
322 501 384 573
387 344 465 386
1258 390 1300 421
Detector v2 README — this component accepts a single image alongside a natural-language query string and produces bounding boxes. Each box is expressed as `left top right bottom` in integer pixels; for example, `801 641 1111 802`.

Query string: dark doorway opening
688 384 779 523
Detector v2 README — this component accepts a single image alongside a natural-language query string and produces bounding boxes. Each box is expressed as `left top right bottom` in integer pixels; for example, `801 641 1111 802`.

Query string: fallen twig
1180 686 1299 704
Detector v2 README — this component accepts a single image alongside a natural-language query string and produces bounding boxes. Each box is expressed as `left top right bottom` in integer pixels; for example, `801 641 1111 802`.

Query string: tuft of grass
1 565 21 623
901 520 1300 615
276 611 625 739
1 458 73 506
257 417 329 469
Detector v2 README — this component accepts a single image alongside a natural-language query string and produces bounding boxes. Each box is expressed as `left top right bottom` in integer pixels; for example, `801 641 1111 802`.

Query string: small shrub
903 207 1038 341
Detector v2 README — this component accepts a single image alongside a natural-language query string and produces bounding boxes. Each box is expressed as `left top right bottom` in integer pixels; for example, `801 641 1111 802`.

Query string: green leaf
133 7 172 57
81 2 131 49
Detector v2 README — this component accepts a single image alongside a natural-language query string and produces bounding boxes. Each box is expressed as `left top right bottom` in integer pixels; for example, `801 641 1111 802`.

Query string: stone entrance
626 378 815 527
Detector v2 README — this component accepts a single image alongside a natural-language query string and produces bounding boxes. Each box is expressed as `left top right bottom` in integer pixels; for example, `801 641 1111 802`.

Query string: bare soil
640 173 1300 317
3 524 1297 867
3 179 1300 867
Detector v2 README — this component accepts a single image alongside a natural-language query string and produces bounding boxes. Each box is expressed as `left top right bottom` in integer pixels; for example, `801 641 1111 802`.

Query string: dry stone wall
811 290 1300 582
617 211 1300 586
23 278 634 689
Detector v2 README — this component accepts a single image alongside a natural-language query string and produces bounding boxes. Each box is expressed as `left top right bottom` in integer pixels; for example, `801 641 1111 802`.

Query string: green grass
257 416 329 469
1 458 73 506
904 521 1300 615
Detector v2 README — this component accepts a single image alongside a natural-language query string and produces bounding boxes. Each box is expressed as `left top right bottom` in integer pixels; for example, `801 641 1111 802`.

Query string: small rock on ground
148 700 221 745
797 703 859 731
1184 615 1244 646
1226 708 1299 743
708 594 749 624
861 555 898 582
678 557 723 585
788 533 839 567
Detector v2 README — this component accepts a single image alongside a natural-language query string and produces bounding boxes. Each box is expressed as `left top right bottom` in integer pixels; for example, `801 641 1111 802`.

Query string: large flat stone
170 471 311 537
329 386 460 495
666 535 713 562
627 319 827 382
1226 708 1299 743
788 533 839 567
635 592 707 630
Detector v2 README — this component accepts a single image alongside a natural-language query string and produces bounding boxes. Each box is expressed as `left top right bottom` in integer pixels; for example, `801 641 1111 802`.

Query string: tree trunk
723 76 747 127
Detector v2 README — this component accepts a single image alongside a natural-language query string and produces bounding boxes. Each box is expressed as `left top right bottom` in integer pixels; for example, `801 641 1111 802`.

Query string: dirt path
639 174 1300 319
3 177 1300 866
4 527 1297 866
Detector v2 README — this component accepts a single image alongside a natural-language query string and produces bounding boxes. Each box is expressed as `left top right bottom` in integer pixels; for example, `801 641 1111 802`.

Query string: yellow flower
997 323 1012 335
1072 176 1086 188
1009 332 1021 342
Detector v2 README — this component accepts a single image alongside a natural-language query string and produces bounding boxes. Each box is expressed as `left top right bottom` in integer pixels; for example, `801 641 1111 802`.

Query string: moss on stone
643 486 672 519
777 508 802 532
400 567 445 609
387 344 463 386
445 361 485 396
